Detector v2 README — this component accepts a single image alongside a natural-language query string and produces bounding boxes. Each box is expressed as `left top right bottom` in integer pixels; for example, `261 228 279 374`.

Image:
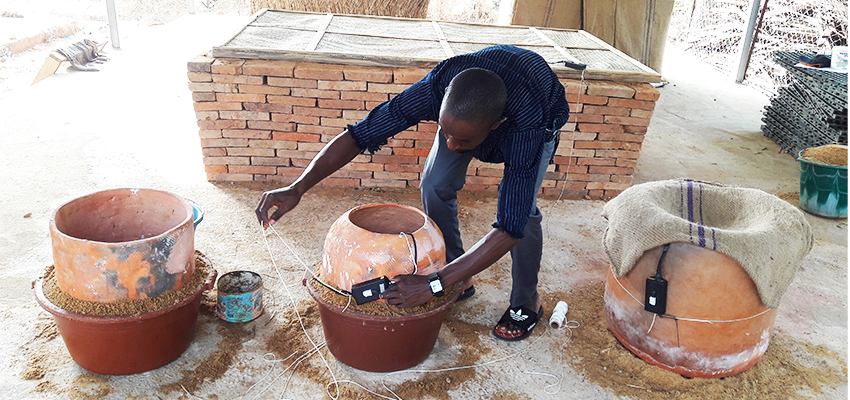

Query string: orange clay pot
604 242 777 378
50 188 195 302
322 203 446 292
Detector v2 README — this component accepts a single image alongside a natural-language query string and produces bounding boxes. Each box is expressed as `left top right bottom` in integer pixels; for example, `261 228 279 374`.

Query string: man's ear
490 117 507 131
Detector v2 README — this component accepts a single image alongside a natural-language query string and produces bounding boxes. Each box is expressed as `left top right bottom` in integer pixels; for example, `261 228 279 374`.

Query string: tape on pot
216 271 263 323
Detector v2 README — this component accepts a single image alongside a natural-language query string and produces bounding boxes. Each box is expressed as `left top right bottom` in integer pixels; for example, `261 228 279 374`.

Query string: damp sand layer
800 144 848 166
42 251 216 317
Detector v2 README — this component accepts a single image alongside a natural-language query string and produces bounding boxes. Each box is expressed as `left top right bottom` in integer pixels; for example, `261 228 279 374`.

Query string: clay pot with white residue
604 243 777 378
50 188 195 302
321 203 446 292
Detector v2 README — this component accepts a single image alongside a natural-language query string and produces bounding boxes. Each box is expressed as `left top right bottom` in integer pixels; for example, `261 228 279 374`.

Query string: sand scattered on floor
549 283 847 400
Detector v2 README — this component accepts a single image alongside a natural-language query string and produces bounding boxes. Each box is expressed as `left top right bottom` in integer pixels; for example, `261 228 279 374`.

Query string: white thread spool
549 301 569 329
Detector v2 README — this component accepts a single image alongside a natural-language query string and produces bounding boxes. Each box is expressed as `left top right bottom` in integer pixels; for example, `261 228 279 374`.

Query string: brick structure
188 55 659 200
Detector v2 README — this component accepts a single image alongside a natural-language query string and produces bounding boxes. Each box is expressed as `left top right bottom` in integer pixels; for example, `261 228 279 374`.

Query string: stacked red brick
188 55 659 200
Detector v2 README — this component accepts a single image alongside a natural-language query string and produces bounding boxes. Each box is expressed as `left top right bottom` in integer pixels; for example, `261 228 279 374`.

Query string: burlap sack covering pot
602 178 813 309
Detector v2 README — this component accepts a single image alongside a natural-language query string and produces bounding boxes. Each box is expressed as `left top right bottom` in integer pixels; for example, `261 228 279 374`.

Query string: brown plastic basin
34 269 216 375
50 188 195 302
308 282 458 372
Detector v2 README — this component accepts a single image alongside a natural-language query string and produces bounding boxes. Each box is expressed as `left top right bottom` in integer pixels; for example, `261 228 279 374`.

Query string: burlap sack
601 178 813 309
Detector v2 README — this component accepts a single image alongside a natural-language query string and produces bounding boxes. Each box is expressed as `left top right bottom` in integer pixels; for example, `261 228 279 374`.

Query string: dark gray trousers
420 128 555 308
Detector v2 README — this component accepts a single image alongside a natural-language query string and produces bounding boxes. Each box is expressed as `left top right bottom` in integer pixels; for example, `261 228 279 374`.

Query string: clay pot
322 203 446 292
604 242 777 378
34 269 217 375
308 281 459 372
50 188 195 302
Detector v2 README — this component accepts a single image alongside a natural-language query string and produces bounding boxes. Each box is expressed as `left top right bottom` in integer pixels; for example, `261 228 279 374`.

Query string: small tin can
216 271 263 323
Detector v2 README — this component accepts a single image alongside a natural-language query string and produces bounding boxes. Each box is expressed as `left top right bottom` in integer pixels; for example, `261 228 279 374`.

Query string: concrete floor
0 12 846 400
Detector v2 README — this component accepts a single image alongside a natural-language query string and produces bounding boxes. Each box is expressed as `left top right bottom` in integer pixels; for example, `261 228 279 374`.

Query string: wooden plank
306 13 334 51
213 47 442 68
32 52 65 85
214 45 661 82
432 21 454 58
578 30 659 75
529 27 583 64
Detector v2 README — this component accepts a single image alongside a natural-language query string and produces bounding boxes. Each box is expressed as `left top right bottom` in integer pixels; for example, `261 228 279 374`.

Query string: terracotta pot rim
34 268 217 324
345 203 429 234
49 188 194 245
307 278 458 322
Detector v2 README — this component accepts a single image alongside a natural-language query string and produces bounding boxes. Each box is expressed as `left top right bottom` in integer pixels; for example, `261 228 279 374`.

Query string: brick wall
188 55 659 200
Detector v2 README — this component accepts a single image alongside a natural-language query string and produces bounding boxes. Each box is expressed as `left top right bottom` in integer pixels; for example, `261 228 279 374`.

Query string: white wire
609 266 774 323
248 345 326 400
267 224 352 299
647 313 657 334
259 224 343 400
544 68 585 246
237 352 297 400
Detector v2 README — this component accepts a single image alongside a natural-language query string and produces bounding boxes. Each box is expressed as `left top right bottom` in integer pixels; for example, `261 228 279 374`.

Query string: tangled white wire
257 224 344 400
256 197 585 398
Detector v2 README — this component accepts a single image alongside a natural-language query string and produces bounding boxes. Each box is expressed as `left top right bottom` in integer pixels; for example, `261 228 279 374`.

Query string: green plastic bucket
798 151 848 218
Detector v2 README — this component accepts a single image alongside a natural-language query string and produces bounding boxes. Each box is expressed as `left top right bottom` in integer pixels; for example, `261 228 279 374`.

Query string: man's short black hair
443 68 507 128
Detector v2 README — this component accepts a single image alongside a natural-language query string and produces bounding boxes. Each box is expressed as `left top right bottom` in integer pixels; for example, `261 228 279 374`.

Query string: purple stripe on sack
686 180 694 242
697 182 706 248
711 228 717 250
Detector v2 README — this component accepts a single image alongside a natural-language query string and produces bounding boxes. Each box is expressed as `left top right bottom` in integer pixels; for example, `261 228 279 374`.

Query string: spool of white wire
549 301 569 329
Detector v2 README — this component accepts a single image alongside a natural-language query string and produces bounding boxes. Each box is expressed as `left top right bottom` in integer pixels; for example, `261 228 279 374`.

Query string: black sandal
456 285 476 302
492 305 544 342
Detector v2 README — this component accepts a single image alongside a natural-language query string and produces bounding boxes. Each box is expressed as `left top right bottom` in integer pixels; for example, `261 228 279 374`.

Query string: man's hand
381 274 433 308
255 186 302 229
254 130 362 229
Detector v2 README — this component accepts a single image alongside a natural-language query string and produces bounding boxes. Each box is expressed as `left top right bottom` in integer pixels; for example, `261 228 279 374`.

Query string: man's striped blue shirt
348 45 570 238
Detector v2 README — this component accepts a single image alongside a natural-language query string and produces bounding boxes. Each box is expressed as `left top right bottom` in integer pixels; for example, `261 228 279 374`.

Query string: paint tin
216 271 263 323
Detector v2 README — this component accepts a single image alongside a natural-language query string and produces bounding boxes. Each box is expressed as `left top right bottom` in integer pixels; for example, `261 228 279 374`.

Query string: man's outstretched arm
255 130 361 228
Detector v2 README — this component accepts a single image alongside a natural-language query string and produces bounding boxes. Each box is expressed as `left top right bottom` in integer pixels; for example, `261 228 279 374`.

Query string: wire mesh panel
437 22 547 45
448 42 566 62
317 33 447 59
326 16 439 41
538 29 607 50
761 51 847 155
568 49 649 73
224 26 316 50
251 9 331 30
668 0 847 94
214 9 661 82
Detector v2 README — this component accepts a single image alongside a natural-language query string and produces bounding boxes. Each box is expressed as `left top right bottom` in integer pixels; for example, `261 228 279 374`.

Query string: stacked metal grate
761 51 848 155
